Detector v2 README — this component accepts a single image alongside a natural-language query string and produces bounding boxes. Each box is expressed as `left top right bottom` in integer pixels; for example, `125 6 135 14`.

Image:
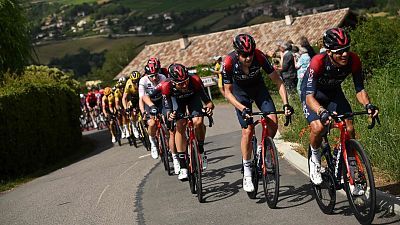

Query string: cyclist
102 87 117 143
157 63 214 180
140 58 168 159
148 57 169 77
222 34 293 192
301 28 379 195
86 87 98 129
115 77 130 140
122 71 141 140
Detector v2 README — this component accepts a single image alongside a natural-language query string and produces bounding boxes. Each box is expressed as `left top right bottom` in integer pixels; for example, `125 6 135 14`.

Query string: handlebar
170 110 214 129
251 111 292 127
329 111 380 129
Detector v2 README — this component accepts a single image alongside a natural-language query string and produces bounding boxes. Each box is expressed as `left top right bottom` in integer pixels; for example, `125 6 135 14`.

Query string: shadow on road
201 163 243 203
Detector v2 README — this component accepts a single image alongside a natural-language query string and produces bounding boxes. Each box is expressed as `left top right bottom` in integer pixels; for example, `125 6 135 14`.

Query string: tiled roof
116 8 350 79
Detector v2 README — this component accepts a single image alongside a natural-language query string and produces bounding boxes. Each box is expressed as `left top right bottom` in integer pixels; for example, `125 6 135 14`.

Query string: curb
274 132 400 216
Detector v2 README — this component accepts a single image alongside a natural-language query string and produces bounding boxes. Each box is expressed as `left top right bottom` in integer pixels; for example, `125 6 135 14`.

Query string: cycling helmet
168 63 189 82
79 93 84 98
323 28 350 50
130 71 141 82
104 87 112 96
144 57 161 75
118 76 126 83
233 34 256 55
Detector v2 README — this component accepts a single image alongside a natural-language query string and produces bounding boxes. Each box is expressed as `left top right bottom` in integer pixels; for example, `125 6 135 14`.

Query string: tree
0 0 34 79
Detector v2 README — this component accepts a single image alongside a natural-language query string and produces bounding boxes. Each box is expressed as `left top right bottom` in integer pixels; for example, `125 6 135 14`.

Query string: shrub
0 66 81 181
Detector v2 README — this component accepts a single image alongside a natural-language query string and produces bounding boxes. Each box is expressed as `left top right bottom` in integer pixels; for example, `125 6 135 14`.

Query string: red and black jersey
151 75 211 112
86 92 97 106
160 67 169 78
301 52 364 95
222 49 275 87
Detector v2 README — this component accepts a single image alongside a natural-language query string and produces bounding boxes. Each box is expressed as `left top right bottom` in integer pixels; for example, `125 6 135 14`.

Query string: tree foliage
0 0 34 78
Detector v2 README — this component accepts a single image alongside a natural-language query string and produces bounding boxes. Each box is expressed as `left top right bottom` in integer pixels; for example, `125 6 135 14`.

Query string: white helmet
79 94 84 98
118 77 126 83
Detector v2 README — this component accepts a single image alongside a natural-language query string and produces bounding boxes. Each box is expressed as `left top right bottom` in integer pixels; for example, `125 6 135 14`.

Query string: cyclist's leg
175 99 189 179
144 104 158 158
328 90 354 138
188 93 206 152
129 100 140 138
252 84 278 138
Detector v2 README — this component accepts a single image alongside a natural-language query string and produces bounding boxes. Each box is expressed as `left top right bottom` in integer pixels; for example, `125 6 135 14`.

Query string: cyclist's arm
269 70 288 105
102 97 107 115
142 95 154 107
350 53 370 107
305 55 325 114
222 55 247 111
139 97 145 114
224 83 246 111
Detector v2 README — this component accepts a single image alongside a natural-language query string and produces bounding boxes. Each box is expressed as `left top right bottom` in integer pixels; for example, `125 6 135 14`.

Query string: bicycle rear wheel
343 139 376 225
139 120 151 151
308 145 336 214
262 136 280 208
160 132 171 175
193 141 203 203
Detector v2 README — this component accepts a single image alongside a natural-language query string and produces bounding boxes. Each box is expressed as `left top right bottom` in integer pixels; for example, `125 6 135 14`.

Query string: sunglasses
330 46 350 55
238 51 254 58
148 74 157 79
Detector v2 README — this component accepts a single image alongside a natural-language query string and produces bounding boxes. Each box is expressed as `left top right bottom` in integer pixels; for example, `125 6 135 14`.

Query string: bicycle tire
193 140 203 203
308 145 336 214
343 139 376 225
247 136 259 199
262 136 280 209
188 141 196 194
138 120 150 151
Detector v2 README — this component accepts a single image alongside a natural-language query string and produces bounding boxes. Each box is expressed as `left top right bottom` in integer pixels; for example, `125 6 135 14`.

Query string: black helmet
233 34 256 55
168 63 189 82
323 28 350 50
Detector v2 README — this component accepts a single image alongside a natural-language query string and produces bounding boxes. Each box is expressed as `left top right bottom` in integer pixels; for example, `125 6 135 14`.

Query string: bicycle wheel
343 139 376 225
308 145 336 214
114 121 122 146
262 136 280 208
247 137 259 199
187 141 196 194
138 120 150 151
193 141 203 203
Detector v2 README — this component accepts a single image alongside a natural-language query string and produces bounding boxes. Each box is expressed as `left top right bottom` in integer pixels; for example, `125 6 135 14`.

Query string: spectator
295 46 311 95
213 56 224 96
292 45 300 62
279 41 297 92
299 36 316 59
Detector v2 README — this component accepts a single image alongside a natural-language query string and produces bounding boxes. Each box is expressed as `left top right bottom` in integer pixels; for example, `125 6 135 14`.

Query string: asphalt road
1 104 399 225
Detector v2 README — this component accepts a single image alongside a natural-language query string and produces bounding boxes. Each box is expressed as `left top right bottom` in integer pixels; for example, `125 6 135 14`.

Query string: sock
243 159 252 177
172 153 177 159
149 136 156 146
310 145 320 164
178 152 187 169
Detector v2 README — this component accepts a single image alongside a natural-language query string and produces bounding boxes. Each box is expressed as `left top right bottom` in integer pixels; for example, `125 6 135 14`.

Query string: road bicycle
109 112 122 146
308 111 380 225
174 111 213 203
136 110 151 151
245 111 290 209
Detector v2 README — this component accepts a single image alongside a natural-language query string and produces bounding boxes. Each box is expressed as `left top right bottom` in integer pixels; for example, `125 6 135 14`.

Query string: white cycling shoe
309 158 323 185
243 176 255 192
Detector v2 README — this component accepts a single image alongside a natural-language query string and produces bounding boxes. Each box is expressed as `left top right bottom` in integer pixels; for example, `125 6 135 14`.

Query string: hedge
0 66 81 181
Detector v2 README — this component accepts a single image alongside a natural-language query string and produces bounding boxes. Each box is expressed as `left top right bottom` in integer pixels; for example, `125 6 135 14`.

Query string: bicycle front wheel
193 141 203 203
187 141 196 194
307 145 336 214
262 136 280 208
139 121 151 151
343 139 376 225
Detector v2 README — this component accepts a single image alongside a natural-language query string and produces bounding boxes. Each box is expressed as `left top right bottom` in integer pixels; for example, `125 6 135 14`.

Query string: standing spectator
279 41 297 92
213 56 225 97
299 36 316 59
292 45 300 62
295 47 311 95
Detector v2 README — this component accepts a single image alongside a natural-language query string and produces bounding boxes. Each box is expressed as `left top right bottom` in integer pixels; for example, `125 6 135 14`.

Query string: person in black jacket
279 41 297 92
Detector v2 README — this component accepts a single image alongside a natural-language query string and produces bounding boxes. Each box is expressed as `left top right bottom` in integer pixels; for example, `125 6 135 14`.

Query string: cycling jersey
222 48 277 128
114 88 123 101
300 52 365 123
86 92 97 108
301 52 364 95
124 79 139 96
138 74 167 102
102 94 115 109
222 49 275 87
153 75 211 115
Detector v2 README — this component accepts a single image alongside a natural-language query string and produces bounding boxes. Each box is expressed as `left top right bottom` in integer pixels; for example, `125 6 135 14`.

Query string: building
115 8 355 79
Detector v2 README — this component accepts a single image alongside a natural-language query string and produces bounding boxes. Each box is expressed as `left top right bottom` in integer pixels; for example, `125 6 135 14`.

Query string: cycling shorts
233 82 276 128
301 89 353 123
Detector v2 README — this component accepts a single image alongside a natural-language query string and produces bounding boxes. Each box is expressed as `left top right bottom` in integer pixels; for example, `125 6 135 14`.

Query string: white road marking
139 154 151 159
96 185 110 207
119 162 139 177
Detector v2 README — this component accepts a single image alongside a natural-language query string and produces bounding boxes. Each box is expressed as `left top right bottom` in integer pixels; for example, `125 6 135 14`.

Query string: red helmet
144 57 161 75
233 34 256 55
323 28 350 50
168 63 189 82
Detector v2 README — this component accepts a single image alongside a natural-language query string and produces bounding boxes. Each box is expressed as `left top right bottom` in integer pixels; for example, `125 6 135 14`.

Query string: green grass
0 136 95 192
34 34 180 64
246 15 277 26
